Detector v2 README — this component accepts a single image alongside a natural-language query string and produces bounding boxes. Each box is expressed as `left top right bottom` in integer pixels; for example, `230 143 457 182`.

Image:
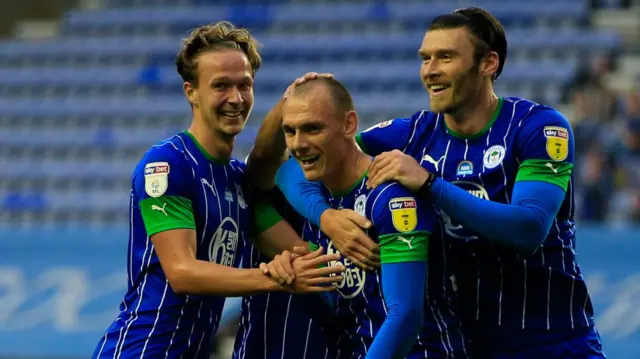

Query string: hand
367 149 430 191
261 247 345 293
258 245 311 285
287 247 346 294
284 72 334 99
320 208 380 271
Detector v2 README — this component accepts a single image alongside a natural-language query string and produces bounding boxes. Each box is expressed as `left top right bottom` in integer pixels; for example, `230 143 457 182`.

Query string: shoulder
133 134 192 179
504 97 571 129
367 182 417 216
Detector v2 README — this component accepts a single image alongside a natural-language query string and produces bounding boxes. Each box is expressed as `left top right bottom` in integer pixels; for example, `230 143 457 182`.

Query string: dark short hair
429 7 507 79
176 21 262 86
290 77 355 114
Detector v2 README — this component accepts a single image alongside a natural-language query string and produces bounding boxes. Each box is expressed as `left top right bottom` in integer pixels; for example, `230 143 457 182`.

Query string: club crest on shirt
144 162 170 198
388 197 417 233
235 184 247 209
354 194 367 217
456 160 473 176
483 145 506 169
543 126 569 161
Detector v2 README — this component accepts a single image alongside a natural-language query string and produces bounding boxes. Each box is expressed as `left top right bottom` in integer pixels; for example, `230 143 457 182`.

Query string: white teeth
430 84 448 90
221 111 241 117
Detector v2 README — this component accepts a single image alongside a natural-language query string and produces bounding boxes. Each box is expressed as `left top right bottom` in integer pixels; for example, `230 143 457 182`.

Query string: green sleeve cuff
355 133 370 155
378 230 430 264
251 200 283 234
308 242 320 252
139 196 195 236
515 159 573 191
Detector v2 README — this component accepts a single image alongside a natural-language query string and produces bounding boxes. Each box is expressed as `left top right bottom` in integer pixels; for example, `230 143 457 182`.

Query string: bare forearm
247 99 287 190
169 260 283 296
253 220 307 258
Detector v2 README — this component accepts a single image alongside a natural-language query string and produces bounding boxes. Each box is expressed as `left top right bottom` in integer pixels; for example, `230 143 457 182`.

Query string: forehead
420 27 475 54
283 90 335 126
196 49 252 81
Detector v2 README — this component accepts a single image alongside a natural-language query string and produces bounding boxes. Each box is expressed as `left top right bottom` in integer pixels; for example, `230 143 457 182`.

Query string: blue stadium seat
63 1 587 28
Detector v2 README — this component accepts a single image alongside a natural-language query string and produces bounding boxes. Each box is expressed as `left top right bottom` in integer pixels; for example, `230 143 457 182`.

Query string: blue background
0 225 637 358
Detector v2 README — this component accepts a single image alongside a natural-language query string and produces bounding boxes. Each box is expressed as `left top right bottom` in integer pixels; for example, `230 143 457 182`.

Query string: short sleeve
134 146 196 236
251 199 283 234
355 116 416 156
514 109 575 191
369 183 435 264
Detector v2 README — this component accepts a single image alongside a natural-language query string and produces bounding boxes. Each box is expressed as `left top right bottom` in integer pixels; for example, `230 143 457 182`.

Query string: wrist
255 269 287 292
416 171 437 196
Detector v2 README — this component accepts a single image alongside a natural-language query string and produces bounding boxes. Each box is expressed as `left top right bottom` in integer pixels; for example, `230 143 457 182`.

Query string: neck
444 83 499 137
324 141 370 196
187 115 234 162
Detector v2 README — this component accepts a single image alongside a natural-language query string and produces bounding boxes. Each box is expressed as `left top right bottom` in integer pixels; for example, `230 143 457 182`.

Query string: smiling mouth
219 110 243 120
298 155 320 166
428 84 450 94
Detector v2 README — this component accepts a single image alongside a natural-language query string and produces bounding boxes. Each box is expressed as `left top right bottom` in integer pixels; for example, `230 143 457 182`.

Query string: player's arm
139 150 341 296
246 98 288 191
249 198 307 259
369 110 568 255
275 158 379 270
366 186 432 358
427 110 572 254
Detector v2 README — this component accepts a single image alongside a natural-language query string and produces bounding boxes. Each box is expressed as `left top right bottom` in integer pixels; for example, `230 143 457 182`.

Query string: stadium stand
0 1 639 359
0 0 622 225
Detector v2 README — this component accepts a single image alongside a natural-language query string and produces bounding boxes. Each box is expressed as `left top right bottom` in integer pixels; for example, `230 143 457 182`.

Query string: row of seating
63 1 588 31
0 59 577 86
0 30 617 58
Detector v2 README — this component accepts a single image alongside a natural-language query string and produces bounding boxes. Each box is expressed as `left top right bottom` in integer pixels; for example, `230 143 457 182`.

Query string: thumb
342 209 372 229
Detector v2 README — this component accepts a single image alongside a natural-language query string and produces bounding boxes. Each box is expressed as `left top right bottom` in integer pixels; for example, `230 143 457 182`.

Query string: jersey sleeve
355 116 415 156
134 146 196 237
369 183 435 264
514 109 575 191
250 199 283 234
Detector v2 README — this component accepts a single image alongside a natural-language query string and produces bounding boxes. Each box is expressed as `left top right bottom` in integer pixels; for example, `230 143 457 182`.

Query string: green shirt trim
183 130 229 165
378 230 430 264
252 200 283 234
140 196 196 236
355 133 370 155
515 159 573 191
446 97 504 139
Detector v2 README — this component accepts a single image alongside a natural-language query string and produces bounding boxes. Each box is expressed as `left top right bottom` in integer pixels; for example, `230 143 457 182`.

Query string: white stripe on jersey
115 240 155 359
129 192 134 287
303 319 313 358
176 136 199 166
403 111 425 153
140 279 170 357
164 297 189 359
547 267 552 330
280 296 293 359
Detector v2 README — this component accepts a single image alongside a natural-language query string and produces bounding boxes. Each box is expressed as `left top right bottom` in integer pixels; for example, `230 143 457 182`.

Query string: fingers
284 72 335 99
347 249 380 270
310 264 346 277
301 246 325 260
367 161 398 189
305 275 344 286
292 245 310 258
307 252 341 267
367 154 394 188
268 252 295 285
341 209 372 229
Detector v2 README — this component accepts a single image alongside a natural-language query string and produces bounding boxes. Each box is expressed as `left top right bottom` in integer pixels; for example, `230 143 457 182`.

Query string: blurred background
0 0 638 358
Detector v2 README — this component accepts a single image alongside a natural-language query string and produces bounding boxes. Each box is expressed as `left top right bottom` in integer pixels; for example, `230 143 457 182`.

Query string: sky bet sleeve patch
144 162 170 198
543 126 569 162
388 197 418 233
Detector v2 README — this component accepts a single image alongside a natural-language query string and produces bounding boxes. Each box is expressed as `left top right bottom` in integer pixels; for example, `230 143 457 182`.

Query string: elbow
165 264 195 295
514 219 550 257
391 304 424 336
